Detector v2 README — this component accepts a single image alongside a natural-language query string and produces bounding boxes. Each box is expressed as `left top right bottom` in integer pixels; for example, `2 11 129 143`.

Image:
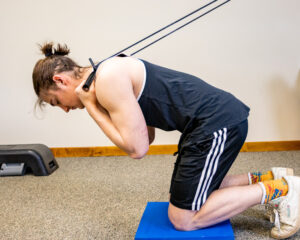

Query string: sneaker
265 167 294 222
266 197 284 223
272 167 294 179
270 176 300 239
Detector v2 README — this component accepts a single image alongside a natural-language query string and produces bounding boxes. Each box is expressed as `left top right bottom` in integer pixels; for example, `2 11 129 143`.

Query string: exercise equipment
83 0 231 91
0 144 59 176
135 202 234 240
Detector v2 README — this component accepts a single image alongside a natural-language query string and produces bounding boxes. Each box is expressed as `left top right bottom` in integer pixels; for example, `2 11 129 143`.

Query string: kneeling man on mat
32 42 300 239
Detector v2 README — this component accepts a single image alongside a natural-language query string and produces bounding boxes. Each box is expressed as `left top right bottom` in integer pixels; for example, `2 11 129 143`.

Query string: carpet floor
0 151 299 240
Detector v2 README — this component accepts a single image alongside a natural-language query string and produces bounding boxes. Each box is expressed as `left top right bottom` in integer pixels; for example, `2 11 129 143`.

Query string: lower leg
219 173 249 188
169 168 292 231
169 184 262 231
191 184 262 229
192 174 289 228
219 168 284 189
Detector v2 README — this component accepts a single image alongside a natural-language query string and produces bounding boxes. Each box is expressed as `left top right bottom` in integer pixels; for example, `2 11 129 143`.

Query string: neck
78 67 94 86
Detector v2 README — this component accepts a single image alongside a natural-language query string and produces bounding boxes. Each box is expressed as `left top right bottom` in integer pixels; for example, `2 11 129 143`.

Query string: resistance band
83 0 231 91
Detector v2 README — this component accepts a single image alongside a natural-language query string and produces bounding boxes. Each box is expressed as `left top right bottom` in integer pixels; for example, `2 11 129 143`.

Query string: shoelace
274 209 281 230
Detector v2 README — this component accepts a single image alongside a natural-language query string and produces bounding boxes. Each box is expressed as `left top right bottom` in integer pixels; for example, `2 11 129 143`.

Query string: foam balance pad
135 202 234 240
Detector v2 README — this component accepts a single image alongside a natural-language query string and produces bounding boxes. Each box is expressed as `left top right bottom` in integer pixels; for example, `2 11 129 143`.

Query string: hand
75 80 98 107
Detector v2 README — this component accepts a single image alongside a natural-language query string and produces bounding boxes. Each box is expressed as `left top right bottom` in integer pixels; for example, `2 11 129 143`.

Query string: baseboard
241 141 300 152
50 141 300 158
50 145 178 158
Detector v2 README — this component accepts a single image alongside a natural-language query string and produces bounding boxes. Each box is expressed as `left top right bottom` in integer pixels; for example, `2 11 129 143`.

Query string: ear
53 74 68 87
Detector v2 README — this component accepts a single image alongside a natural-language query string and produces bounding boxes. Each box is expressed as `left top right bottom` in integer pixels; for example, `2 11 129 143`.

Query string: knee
168 205 195 231
170 218 194 231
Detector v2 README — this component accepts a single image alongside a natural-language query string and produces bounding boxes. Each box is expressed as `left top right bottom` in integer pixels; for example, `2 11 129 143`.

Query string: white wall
0 0 299 147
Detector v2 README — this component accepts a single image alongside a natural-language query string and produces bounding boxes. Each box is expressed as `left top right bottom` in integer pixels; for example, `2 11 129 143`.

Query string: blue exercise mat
135 202 234 240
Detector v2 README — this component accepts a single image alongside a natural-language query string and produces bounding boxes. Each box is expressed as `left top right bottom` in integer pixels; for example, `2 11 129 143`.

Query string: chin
77 102 85 109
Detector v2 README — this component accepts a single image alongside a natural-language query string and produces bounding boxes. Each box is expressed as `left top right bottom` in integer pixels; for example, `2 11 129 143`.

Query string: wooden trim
51 145 178 158
51 146 127 158
51 141 300 158
241 141 300 152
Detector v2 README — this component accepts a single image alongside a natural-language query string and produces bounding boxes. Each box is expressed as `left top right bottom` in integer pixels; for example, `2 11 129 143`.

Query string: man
33 42 300 239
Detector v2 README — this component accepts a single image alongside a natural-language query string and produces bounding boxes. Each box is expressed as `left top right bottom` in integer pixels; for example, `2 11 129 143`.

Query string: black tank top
137 59 250 135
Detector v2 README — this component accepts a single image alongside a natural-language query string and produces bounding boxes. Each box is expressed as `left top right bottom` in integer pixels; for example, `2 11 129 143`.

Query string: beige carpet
0 151 299 240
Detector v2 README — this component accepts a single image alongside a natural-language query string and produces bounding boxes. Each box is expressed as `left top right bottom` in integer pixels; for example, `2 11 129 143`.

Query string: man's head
32 42 85 112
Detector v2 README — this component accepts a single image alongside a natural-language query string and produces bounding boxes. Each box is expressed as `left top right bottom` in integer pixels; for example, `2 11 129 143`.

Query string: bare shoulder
95 56 144 102
94 56 142 105
95 57 132 95
96 56 141 80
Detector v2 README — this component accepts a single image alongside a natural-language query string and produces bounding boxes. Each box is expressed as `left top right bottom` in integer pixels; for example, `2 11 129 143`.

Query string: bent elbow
130 153 144 159
130 145 149 159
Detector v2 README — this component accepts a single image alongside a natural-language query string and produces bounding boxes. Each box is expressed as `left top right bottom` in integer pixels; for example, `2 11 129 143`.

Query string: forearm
76 79 149 158
85 103 137 156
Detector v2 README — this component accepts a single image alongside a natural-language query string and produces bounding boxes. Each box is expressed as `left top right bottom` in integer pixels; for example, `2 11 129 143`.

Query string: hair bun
40 42 53 57
54 43 70 56
40 42 70 58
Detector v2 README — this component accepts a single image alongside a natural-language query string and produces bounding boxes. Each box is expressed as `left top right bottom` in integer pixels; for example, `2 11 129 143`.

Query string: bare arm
76 58 149 159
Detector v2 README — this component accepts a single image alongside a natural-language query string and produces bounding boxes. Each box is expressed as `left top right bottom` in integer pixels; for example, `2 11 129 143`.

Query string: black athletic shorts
169 120 248 211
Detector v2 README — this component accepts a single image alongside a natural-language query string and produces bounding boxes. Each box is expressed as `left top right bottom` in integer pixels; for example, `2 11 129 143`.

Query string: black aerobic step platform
0 144 59 176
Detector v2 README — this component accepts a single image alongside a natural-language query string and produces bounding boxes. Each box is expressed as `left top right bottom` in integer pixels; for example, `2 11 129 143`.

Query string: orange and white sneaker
265 167 294 222
270 176 300 239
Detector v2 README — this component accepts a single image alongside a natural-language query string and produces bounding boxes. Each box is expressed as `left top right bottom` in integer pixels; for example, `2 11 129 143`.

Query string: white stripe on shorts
202 128 227 203
191 128 227 211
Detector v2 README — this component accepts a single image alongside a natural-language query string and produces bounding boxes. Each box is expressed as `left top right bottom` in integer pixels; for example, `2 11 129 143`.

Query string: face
41 74 84 112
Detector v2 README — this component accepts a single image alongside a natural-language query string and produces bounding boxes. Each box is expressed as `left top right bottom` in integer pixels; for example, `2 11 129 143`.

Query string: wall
0 0 299 147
